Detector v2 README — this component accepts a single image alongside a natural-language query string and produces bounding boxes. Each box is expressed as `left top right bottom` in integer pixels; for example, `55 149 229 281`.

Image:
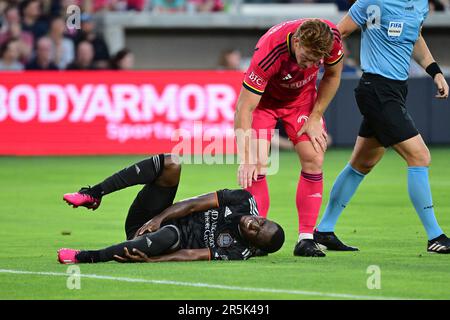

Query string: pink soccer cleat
63 187 101 210
58 248 80 264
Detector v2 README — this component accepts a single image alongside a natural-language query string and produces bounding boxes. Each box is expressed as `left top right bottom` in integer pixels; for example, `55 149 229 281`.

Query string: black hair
110 48 131 70
19 0 39 17
0 39 16 58
261 222 285 253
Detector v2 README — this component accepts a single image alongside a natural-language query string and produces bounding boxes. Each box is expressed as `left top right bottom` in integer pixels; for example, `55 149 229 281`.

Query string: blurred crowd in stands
0 0 448 72
0 0 137 70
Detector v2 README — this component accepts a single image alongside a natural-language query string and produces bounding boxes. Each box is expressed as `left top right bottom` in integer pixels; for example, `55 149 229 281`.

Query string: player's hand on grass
297 115 328 153
114 247 153 263
434 74 449 99
135 217 163 237
238 163 258 188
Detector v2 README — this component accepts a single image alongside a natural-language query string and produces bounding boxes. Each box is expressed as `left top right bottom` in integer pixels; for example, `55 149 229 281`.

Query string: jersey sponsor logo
279 72 318 89
217 233 233 247
388 22 404 37
204 209 219 248
248 71 264 86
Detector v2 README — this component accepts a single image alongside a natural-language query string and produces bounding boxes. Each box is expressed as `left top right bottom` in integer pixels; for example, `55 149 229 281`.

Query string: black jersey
170 189 259 261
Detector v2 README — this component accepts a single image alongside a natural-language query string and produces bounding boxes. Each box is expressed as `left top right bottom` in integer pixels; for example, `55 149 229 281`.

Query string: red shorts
252 105 326 146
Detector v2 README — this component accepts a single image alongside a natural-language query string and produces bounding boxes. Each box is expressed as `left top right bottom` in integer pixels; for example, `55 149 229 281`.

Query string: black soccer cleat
427 234 450 254
313 229 359 251
293 239 326 257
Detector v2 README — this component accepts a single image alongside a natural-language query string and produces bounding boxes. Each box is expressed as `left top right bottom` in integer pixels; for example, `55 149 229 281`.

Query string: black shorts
355 73 419 147
125 183 179 240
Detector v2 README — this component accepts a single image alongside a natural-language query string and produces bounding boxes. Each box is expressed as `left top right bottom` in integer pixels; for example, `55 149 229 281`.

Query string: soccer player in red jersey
234 19 344 257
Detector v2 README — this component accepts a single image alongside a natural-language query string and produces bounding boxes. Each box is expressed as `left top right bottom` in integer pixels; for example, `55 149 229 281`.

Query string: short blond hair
294 19 334 58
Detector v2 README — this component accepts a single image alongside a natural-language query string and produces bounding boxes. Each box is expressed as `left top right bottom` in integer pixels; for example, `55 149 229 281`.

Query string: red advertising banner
0 71 243 155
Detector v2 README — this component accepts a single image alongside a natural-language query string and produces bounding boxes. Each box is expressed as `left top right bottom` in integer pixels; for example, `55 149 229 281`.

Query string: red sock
245 175 270 218
297 171 323 234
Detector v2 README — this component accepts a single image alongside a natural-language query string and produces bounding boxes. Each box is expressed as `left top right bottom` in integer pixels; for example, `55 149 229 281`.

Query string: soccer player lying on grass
57 154 285 264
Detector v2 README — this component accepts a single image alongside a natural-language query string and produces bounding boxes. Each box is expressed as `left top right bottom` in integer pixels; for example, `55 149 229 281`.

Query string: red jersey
243 19 343 109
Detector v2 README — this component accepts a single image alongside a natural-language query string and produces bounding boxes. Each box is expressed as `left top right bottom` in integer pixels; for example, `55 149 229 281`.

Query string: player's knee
301 153 324 172
159 154 181 186
351 159 377 174
406 149 431 167
164 154 181 172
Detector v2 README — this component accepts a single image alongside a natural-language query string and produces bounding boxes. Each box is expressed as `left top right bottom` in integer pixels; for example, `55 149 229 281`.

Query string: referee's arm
337 14 359 38
413 34 449 99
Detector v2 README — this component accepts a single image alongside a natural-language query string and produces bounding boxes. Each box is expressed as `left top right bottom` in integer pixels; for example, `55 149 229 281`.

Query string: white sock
298 233 313 242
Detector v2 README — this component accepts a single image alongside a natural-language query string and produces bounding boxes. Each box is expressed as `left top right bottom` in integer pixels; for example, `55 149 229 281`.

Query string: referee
315 0 450 253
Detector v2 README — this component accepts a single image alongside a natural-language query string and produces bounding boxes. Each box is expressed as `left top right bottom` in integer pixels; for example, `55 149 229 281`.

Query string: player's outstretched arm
412 34 449 99
234 87 261 188
337 13 359 39
135 192 219 236
114 247 211 262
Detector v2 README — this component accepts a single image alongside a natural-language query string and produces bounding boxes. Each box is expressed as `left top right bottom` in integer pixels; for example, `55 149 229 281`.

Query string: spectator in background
188 0 224 12
429 0 446 12
66 40 96 70
25 36 59 70
152 0 186 13
341 40 360 75
334 0 354 11
74 13 110 69
110 48 134 70
217 48 243 70
48 16 74 69
20 0 49 41
127 0 148 10
0 39 24 70
0 5 33 62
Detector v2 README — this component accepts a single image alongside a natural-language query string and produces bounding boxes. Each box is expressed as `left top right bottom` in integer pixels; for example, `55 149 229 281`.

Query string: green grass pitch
0 148 449 300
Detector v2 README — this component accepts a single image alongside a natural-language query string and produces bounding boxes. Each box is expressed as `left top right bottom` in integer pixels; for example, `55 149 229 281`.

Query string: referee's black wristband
426 62 443 79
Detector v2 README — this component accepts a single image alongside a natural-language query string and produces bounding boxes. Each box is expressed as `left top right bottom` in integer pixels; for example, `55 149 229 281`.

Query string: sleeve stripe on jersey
243 81 264 95
248 197 259 216
258 42 286 68
262 48 288 71
213 192 219 208
325 53 344 66
331 28 342 42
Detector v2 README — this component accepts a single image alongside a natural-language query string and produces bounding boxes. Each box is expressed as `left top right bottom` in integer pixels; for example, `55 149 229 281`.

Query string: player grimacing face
239 216 278 247
292 37 324 69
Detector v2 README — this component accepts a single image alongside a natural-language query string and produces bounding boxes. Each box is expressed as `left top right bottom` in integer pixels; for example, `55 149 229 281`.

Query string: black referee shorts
354 73 419 147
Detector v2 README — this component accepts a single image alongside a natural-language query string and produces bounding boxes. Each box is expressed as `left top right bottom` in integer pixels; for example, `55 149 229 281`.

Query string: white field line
0 268 413 300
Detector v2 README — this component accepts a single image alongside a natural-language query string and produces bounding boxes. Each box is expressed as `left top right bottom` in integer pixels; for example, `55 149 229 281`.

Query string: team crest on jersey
388 22 404 38
217 233 233 247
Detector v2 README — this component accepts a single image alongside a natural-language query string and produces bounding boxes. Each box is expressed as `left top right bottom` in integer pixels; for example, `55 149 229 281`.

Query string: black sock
75 225 179 263
90 154 165 197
